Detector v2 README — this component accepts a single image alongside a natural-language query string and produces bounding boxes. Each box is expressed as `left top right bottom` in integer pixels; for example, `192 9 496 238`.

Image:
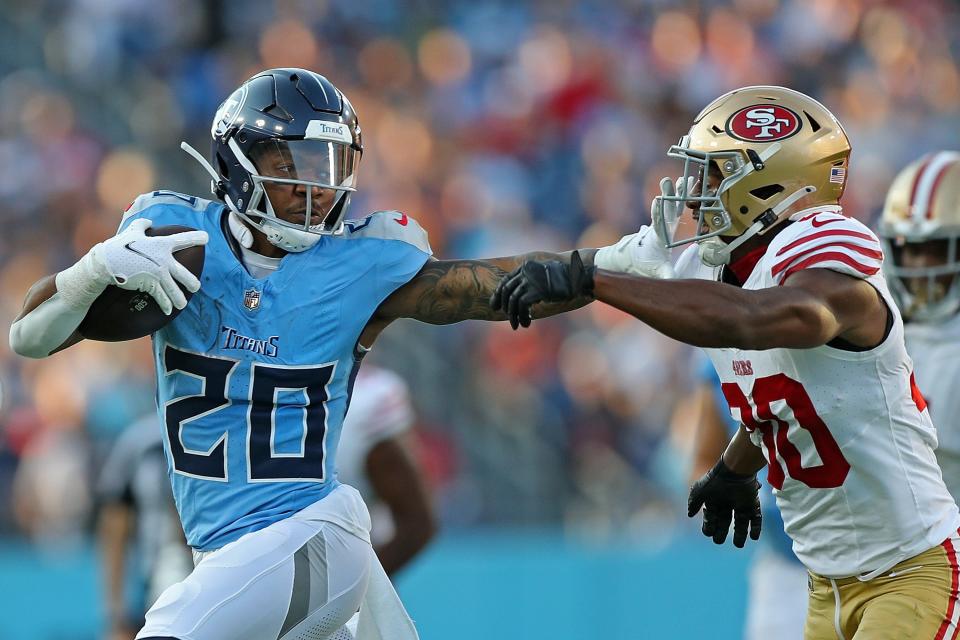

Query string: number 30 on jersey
722 374 851 490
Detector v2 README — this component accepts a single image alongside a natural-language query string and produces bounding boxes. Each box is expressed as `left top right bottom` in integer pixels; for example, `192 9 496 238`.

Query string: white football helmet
879 151 960 323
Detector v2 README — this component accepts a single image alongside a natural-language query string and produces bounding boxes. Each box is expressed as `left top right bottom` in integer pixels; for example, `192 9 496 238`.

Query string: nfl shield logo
243 288 261 311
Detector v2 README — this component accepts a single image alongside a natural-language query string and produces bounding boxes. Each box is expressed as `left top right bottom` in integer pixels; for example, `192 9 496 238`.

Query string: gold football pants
805 535 960 639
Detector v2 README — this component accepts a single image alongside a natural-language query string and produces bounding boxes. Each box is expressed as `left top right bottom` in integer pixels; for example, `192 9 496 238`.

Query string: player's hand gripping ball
78 225 206 341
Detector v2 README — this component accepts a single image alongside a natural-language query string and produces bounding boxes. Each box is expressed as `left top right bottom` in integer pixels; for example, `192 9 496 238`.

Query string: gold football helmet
657 86 852 266
879 151 960 323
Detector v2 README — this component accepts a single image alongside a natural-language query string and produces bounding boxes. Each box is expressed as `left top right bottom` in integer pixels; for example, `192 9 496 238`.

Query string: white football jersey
336 366 415 545
678 205 960 578
905 314 960 498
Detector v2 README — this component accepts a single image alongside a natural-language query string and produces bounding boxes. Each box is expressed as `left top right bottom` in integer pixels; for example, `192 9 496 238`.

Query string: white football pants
137 485 373 640
745 547 809 640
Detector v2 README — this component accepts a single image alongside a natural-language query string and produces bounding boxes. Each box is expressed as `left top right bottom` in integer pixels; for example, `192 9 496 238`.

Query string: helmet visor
251 139 359 191
247 138 359 234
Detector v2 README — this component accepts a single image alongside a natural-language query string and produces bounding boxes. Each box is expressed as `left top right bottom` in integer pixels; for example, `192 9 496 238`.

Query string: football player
880 152 960 500
334 365 435 577
8 68 596 640
492 86 960 639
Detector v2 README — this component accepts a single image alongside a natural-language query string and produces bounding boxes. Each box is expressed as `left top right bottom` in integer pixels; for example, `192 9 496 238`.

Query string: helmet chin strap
228 211 254 248
699 185 817 267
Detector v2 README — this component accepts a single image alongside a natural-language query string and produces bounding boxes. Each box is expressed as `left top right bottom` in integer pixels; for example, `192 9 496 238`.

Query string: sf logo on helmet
726 104 802 142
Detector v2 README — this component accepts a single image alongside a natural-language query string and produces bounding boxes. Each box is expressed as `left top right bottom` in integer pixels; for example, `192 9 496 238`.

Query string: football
77 225 205 341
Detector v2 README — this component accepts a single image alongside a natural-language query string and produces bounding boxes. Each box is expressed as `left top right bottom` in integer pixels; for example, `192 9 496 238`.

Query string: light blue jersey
119 191 432 550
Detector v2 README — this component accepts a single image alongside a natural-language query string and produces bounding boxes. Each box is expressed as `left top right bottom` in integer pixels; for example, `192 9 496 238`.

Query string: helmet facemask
656 139 750 247
655 136 797 266
228 137 358 253
882 235 960 323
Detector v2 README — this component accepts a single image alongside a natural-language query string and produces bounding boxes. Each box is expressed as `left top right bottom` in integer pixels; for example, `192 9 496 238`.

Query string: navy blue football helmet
183 68 362 251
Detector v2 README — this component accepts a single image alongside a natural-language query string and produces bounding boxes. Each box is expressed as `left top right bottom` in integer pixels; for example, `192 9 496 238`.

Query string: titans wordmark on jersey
119 191 431 550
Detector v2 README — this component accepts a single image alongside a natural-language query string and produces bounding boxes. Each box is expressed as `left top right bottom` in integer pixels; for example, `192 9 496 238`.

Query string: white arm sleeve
9 251 108 359
9 292 88 358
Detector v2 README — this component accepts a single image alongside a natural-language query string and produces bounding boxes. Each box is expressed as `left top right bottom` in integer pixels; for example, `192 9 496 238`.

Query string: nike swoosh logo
810 217 841 228
125 242 161 266
395 213 409 226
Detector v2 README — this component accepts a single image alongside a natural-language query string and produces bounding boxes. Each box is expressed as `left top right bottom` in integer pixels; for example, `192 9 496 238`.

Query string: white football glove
87 218 209 315
594 176 692 279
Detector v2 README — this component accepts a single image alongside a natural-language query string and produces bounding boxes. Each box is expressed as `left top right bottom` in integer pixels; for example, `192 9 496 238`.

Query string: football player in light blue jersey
9 68 597 640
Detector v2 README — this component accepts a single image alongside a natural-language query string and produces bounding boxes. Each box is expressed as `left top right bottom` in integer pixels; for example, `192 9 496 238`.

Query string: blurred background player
879 151 960 501
335 365 436 577
97 367 433 639
687 360 806 640
97 414 193 640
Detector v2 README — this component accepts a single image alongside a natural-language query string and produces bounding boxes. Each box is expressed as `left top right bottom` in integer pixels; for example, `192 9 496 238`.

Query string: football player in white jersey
335 365 435 576
492 86 960 639
879 152 960 501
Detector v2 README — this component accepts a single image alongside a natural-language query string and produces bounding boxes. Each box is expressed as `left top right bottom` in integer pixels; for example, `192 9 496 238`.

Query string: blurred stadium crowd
1 0 959 550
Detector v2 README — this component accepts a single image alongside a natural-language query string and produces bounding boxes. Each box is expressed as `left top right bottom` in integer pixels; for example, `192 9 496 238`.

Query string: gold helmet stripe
910 151 960 222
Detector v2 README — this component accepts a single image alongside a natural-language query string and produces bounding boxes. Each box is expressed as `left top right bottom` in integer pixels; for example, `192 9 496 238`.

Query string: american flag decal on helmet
830 166 846 184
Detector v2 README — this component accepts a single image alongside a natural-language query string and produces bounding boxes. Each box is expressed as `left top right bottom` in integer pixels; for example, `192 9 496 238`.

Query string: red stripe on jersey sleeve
777 252 880 284
772 242 883 277
776 228 880 256
910 371 928 413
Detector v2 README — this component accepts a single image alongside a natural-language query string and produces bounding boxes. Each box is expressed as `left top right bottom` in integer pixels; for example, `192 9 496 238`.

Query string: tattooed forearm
380 250 596 325
409 259 513 323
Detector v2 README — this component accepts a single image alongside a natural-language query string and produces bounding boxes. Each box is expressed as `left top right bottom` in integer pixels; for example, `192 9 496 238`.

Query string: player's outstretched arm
374 250 597 326
9 219 207 358
494 258 888 350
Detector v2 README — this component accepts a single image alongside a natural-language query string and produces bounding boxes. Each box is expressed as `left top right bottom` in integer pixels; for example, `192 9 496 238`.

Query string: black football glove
687 458 762 548
489 250 595 330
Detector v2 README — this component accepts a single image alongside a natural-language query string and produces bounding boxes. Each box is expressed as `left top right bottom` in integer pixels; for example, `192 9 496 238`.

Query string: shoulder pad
121 190 214 224
343 211 432 255
767 210 883 285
